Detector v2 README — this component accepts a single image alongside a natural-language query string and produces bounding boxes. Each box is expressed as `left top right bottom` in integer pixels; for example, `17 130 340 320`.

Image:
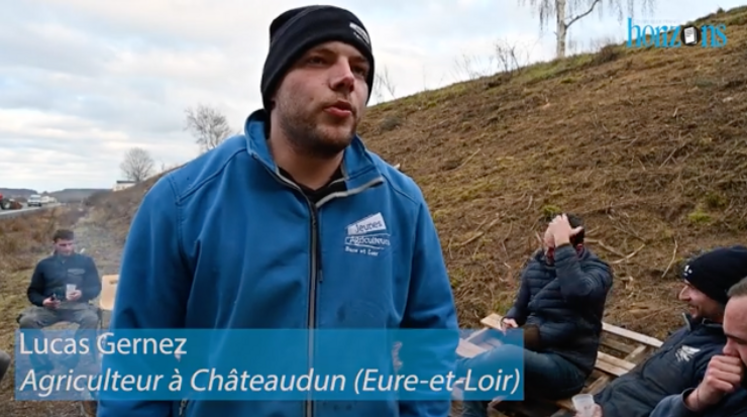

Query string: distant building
113 180 136 192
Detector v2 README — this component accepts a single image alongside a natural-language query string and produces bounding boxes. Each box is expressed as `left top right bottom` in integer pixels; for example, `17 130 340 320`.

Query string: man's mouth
325 101 353 117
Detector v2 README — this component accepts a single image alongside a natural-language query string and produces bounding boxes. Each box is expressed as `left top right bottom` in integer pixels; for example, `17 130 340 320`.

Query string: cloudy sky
0 0 738 192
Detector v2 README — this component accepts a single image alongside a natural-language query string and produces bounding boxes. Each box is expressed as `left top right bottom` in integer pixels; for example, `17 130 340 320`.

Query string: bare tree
518 0 656 58
375 67 397 100
120 147 155 182
494 39 533 76
184 104 233 153
158 160 182 174
451 53 495 81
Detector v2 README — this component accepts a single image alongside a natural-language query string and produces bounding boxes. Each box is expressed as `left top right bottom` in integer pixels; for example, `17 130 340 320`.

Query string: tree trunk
555 0 568 58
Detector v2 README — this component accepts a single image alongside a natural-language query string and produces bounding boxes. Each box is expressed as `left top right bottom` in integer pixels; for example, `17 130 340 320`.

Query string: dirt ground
1 5 746 416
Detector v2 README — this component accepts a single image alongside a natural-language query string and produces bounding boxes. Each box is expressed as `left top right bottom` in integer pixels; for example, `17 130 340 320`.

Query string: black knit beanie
682 245 747 305
260 5 375 111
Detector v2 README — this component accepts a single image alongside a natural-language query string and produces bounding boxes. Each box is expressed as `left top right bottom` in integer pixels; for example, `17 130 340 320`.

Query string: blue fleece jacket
97 109 459 417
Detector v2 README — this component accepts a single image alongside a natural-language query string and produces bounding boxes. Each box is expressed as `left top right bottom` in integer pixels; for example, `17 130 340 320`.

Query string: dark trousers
457 344 586 417
17 304 100 370
0 349 10 382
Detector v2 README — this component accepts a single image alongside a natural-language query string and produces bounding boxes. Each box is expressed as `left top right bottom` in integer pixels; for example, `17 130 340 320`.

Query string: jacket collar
243 109 384 195
682 312 724 333
538 243 588 266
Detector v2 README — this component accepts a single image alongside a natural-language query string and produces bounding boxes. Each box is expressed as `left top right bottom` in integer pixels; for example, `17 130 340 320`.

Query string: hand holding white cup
65 284 81 301
572 394 597 417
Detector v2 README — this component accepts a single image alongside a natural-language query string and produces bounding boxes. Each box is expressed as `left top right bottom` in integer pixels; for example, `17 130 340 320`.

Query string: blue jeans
457 344 586 417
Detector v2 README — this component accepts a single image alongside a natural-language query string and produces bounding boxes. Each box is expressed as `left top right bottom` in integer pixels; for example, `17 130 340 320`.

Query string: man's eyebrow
307 46 332 55
725 332 747 343
350 54 369 65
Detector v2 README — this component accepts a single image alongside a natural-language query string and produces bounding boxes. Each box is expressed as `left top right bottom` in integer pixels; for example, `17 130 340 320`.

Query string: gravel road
72 215 123 277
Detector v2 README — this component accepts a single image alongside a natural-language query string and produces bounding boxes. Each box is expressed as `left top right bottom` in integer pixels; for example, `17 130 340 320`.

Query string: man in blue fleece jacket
648 277 747 417
97 5 459 417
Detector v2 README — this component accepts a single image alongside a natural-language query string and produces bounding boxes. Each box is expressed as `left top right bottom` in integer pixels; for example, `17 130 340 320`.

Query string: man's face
722 296 747 368
54 239 74 256
678 280 723 321
542 227 554 251
272 41 370 158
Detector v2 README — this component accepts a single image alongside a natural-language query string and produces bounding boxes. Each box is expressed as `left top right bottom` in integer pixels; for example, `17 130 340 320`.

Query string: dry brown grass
85 172 172 246
0 207 86 276
356 6 747 339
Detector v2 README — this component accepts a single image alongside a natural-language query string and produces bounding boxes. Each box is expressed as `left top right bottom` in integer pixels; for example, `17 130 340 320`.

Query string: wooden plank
99 274 119 311
458 338 487 358
597 352 636 372
589 345 647 395
594 357 628 377
483 313 663 349
481 313 504 330
465 328 490 342
555 344 649 410
602 322 663 348
600 335 634 354
484 338 503 348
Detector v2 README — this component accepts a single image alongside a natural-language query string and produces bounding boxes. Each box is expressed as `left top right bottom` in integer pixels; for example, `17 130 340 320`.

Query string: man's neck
268 128 343 191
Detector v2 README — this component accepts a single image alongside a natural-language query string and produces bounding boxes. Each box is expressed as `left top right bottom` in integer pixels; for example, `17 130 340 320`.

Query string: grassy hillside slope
90 6 747 339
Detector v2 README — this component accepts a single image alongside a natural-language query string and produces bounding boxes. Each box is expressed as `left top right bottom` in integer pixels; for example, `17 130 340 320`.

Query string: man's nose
723 340 737 357
330 60 355 90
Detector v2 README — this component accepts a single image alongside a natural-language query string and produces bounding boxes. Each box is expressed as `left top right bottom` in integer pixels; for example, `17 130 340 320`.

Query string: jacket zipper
177 156 381 417
257 162 383 417
305 197 320 417
263 167 322 417
178 398 188 416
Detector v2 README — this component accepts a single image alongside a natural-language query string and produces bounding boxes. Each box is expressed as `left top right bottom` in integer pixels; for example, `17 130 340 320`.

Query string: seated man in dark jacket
17 229 102 369
648 276 747 417
581 245 747 417
458 213 613 417
18 229 102 330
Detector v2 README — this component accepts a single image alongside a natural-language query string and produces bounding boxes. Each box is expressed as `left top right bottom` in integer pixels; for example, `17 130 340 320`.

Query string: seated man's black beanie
260 5 375 111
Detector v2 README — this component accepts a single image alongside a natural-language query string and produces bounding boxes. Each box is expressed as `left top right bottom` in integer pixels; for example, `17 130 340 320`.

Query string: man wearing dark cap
99 5 458 417
458 213 614 417
649 276 747 417
578 245 747 417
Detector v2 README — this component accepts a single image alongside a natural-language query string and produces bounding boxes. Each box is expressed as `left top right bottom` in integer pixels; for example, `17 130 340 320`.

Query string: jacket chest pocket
640 346 695 393
48 266 70 284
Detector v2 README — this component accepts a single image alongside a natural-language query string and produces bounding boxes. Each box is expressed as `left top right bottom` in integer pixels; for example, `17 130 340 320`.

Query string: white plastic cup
572 393 595 417
66 284 77 299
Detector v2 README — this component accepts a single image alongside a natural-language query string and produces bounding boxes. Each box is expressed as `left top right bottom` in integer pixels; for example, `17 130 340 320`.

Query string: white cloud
0 0 737 191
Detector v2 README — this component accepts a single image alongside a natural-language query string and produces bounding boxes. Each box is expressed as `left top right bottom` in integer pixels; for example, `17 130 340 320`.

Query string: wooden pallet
79 274 119 417
454 313 663 417
99 274 119 312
